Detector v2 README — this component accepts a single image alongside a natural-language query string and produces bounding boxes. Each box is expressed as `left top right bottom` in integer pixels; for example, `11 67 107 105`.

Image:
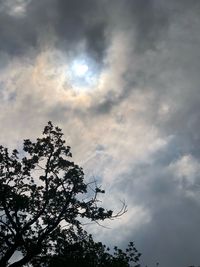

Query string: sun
67 56 98 90
72 62 89 77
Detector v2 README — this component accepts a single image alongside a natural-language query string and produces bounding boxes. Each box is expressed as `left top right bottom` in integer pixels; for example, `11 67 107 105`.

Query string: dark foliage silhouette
0 122 126 267
31 228 141 267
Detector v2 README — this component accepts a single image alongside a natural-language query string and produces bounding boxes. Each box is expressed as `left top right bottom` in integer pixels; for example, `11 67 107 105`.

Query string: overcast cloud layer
1 1 200 266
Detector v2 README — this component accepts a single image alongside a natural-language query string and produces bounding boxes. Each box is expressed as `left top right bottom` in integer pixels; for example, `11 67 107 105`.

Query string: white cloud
169 155 200 185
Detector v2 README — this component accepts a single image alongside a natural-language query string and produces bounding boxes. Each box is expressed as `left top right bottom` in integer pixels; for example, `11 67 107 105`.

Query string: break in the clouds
1 0 200 266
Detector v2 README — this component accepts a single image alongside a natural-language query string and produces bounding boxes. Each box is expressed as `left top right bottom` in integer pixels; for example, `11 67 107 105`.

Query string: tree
31 228 141 267
0 122 126 267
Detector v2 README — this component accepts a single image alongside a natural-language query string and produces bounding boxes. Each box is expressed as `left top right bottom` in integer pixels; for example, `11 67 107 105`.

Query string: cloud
1 1 200 267
0 0 31 17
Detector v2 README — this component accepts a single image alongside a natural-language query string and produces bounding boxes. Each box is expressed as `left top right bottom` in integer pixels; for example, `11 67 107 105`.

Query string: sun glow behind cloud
67 55 100 92
25 48 103 99
72 61 89 77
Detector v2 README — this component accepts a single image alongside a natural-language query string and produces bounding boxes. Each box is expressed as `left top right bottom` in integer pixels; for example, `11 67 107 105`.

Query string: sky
0 0 200 266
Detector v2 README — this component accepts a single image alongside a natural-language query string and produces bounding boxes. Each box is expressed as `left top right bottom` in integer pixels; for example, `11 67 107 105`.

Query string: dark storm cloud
0 0 171 63
55 0 108 59
84 22 107 61
0 11 37 55
0 0 108 63
125 0 169 52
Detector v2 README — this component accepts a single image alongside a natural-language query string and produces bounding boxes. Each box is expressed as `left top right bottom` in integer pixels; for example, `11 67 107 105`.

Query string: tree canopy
32 228 141 267
1 120 198 267
0 122 130 267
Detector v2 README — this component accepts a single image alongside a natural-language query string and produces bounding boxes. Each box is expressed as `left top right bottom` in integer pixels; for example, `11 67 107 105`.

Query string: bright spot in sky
67 55 99 90
72 62 89 77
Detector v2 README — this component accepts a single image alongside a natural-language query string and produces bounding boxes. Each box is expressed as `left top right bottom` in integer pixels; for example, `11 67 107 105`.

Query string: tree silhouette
0 122 126 267
31 228 141 267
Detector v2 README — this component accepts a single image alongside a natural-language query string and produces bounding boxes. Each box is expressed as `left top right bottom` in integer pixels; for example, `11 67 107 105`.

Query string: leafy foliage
31 228 141 267
0 122 126 267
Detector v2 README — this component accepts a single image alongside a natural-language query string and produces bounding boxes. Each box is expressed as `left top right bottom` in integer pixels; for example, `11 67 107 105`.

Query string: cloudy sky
1 0 200 266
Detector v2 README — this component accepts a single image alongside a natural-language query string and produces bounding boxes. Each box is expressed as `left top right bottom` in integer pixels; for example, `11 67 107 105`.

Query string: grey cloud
90 89 130 115
0 0 171 62
105 151 200 267
0 12 36 55
127 0 169 53
1 1 200 267
0 0 109 64
84 22 107 62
